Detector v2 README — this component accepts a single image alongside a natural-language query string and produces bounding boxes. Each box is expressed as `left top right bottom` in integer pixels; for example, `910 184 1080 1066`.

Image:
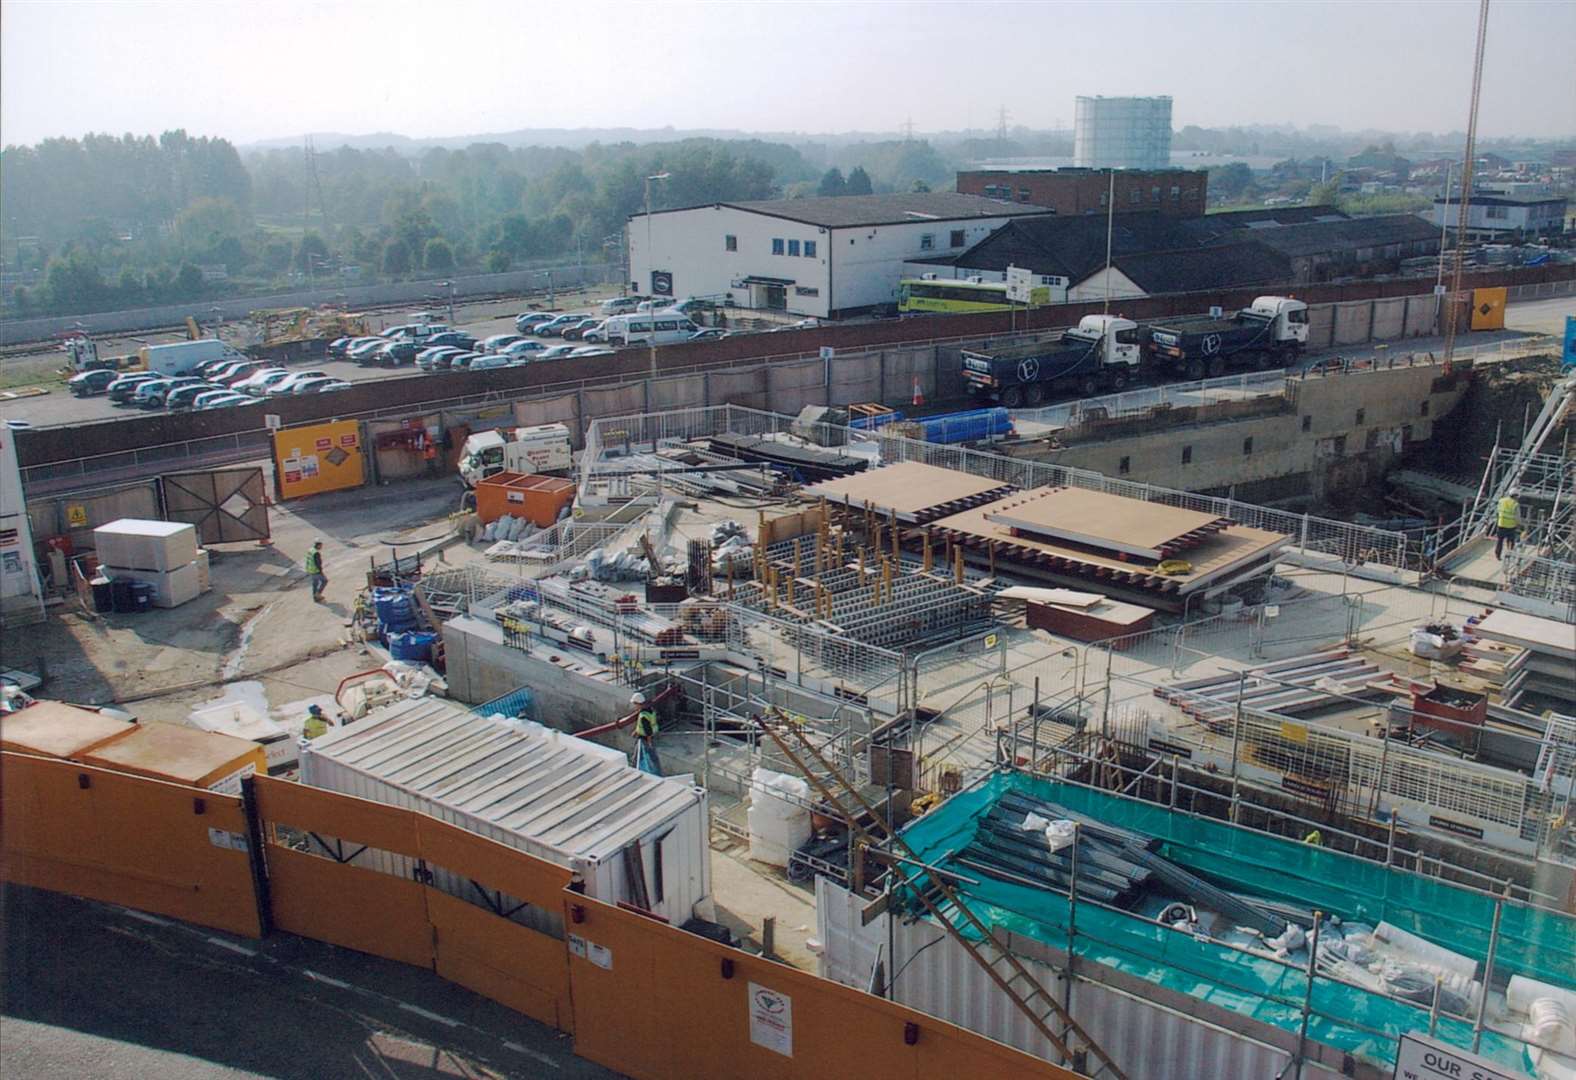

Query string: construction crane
754 707 1127 1079
1441 0 1491 367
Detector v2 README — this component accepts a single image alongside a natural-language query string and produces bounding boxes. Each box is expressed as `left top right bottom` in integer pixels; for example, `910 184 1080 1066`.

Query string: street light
645 172 670 380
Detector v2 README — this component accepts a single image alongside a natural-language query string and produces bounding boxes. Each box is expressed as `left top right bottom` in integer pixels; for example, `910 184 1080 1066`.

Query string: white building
1073 95 1173 170
0 423 44 624
627 193 1052 319
1432 191 1567 240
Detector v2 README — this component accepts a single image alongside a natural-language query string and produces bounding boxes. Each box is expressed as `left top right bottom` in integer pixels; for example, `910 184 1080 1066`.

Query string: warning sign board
273 419 364 500
1392 1034 1517 1080
747 982 792 1057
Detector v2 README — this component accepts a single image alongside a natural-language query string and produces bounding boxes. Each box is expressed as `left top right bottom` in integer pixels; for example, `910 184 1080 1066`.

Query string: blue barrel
389 630 437 662
373 587 418 631
130 582 156 613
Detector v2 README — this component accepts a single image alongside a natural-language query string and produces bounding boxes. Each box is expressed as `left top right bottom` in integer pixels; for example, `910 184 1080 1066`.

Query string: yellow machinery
247 306 370 362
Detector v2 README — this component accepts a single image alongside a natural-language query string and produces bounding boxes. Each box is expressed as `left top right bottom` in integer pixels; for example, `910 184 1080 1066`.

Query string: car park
165 382 224 410
535 313 591 337
267 370 331 395
68 369 118 396
232 367 290 394
107 373 161 403
481 333 524 353
561 318 602 341
536 344 578 360
514 312 553 333
347 338 389 362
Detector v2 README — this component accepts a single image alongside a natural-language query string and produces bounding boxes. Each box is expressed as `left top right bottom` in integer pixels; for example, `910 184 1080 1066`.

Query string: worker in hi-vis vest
1494 488 1521 561
631 692 662 775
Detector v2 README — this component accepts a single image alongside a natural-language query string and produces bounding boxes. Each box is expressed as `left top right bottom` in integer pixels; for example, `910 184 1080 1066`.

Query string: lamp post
645 172 670 380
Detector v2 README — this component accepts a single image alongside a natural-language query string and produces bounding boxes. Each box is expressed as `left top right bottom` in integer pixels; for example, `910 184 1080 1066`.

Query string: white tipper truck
457 422 573 487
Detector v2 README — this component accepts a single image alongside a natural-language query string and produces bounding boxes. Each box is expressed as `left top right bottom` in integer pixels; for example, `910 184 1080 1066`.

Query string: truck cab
457 422 573 488
961 315 1140 408
1063 315 1142 366
1244 296 1310 344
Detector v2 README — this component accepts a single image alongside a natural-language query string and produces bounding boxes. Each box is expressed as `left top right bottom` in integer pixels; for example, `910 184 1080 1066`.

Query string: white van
603 313 699 347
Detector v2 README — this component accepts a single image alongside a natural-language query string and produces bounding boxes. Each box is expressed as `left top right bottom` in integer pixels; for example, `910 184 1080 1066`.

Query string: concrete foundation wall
828 353 883 403
767 357 830 415
1370 297 1406 340
705 368 768 409
442 616 631 731
1332 301 1374 345
1046 363 1471 500
1306 303 1336 349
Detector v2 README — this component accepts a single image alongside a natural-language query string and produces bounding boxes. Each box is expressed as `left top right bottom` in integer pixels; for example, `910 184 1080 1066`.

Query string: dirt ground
3 475 475 732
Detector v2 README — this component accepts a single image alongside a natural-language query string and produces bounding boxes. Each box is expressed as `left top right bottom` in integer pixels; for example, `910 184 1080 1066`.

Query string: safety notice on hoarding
747 982 792 1057
1392 1034 1516 1080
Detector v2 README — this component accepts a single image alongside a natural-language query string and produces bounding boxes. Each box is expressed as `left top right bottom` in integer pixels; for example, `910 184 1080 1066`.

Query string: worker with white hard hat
631 692 662 774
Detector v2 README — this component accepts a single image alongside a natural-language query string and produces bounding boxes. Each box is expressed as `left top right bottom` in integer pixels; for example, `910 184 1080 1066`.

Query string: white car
536 345 577 360
287 376 344 394
499 339 545 358
315 380 351 392
468 354 511 370
194 391 254 410
266 370 331 396
570 346 614 357
232 367 290 393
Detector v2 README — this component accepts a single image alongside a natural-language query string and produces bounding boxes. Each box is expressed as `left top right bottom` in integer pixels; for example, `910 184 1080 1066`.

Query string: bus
897 277 1052 314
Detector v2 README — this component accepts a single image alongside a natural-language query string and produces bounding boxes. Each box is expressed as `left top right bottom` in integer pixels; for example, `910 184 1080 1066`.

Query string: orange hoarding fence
272 419 365 500
0 751 261 938
562 893 1079 1080
428 890 573 1032
265 843 435 967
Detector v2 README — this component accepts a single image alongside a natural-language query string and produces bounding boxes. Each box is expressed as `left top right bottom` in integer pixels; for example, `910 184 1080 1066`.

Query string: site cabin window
804 240 817 258
772 238 785 255
1355 407 1366 425
950 229 966 248
725 234 737 252
788 239 801 256
1420 399 1430 417
1181 445 1192 465
1301 415 1313 432
1118 455 1131 476
1243 437 1254 456
1486 205 1509 220
920 234 935 251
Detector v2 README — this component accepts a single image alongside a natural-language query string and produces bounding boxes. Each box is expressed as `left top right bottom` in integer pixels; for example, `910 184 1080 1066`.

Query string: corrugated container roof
302 698 699 864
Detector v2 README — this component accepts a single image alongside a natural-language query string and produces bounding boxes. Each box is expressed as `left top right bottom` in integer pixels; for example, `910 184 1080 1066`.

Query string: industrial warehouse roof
1243 214 1443 257
1110 242 1292 295
713 192 1055 229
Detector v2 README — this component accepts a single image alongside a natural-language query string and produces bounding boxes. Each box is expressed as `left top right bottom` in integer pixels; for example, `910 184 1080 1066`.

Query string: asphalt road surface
0 883 622 1080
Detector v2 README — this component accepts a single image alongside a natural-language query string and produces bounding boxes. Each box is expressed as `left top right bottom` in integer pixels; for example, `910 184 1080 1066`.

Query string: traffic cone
912 374 924 407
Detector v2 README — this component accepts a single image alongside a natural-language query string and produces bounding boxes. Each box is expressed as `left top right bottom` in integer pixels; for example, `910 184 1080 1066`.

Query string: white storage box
94 519 198 572
300 698 711 926
748 766 812 868
103 561 203 608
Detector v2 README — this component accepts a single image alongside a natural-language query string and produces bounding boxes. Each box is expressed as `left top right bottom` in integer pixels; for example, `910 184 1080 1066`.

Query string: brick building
955 168 1208 218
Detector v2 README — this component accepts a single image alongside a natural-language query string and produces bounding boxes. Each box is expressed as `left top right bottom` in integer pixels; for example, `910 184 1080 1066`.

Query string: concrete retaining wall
1332 301 1374 345
442 615 630 732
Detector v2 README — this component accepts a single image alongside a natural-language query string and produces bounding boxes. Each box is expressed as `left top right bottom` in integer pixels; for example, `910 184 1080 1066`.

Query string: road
0 883 622 1080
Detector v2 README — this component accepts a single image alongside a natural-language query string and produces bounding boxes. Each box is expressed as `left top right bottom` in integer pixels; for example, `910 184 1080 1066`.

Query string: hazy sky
3 0 1573 147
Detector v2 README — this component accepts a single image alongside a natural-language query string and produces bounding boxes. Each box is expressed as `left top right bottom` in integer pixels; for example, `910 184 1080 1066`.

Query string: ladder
755 708 1126 1080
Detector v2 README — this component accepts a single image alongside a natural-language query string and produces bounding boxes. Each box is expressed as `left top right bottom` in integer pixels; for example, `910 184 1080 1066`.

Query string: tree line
0 129 957 318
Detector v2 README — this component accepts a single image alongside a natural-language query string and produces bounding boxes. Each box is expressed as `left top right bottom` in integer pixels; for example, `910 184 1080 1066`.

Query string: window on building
1181 445 1192 465
1018 188 1031 202
1243 437 1254 456
1118 456 1131 476
1485 205 1508 220
1099 192 1108 207
1301 415 1312 432
772 238 785 255
1130 189 1142 204
950 229 966 248
804 240 817 258
1170 185 1181 199
1355 407 1366 425
788 239 801 256
919 234 935 251
725 234 737 252
1420 400 1430 417
795 286 819 297
1183 186 1198 198
1151 186 1161 202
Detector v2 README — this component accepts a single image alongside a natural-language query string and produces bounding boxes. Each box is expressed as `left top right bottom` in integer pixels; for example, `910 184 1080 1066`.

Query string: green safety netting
898 772 1572 1076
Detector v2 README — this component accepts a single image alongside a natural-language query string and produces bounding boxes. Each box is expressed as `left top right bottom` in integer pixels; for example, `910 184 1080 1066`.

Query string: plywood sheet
802 462 1012 521
1473 609 1576 660
983 488 1227 558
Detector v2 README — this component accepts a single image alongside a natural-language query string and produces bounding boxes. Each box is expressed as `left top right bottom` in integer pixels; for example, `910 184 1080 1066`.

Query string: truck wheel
1207 357 1226 378
1185 359 1206 381
1251 351 1272 371
1001 386 1024 409
1078 374 1099 397
1024 384 1046 407
1111 367 1131 390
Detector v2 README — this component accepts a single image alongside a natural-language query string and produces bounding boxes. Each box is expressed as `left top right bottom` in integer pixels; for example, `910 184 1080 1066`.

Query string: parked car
315 380 351 392
600 296 644 315
201 360 249 381
215 361 264 385
535 313 591 337
416 346 464 370
68 369 118 397
371 340 420 366
137 376 205 409
444 351 483 369
107 373 161 403
267 370 331 395
514 312 553 333
569 346 614 357
689 328 730 342
468 354 511 371
192 389 253 409
347 338 390 362
499 339 545 359
165 382 224 410
561 318 602 341
327 336 354 358
481 333 524 353
232 367 291 394
342 336 385 358
286 376 344 394
536 345 578 360
579 322 609 343
425 331 476 349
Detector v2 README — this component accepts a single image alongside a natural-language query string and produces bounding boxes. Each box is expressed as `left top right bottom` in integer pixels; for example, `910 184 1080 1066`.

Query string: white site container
300 697 711 926
102 560 204 608
94 519 199 572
